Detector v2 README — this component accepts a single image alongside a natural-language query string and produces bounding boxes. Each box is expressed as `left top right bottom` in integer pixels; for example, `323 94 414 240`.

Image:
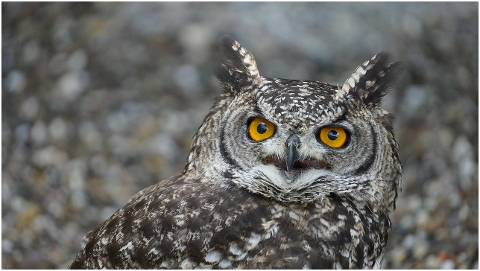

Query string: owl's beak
286 134 300 172
262 134 324 181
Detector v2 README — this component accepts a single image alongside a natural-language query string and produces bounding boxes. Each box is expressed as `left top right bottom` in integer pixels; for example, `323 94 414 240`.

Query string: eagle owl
69 36 401 269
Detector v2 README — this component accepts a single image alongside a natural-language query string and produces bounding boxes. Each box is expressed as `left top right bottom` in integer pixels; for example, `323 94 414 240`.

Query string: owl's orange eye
319 127 348 148
248 117 275 141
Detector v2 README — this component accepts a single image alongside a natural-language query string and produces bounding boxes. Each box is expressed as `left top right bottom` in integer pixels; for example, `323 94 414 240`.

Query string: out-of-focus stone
440 259 455 269
15 203 41 231
174 64 201 96
20 96 40 120
22 39 41 64
67 50 88 71
452 136 475 191
67 160 87 209
31 120 48 146
179 23 214 64
424 254 441 269
57 70 90 101
412 241 429 259
49 117 69 143
5 71 26 93
391 248 407 265
79 121 104 152
32 146 68 168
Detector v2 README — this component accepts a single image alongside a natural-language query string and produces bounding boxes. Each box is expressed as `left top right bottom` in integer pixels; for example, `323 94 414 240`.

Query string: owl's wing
69 176 277 268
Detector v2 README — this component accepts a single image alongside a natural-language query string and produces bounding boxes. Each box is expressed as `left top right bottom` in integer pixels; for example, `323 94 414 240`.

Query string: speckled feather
69 175 390 269
69 36 401 269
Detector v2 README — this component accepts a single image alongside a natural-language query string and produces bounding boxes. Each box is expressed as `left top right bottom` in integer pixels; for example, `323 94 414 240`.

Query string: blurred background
2 2 478 268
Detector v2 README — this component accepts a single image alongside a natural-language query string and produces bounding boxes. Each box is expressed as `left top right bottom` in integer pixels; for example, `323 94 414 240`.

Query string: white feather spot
273 212 282 219
205 250 222 263
340 248 350 258
243 54 252 64
174 214 185 226
181 258 197 269
269 224 279 237
246 235 261 250
356 66 367 75
347 77 356 88
219 259 232 268
289 211 301 221
119 241 133 251
366 80 376 88
148 247 160 255
319 218 330 226
239 47 247 56
229 244 244 256
248 65 258 77
352 72 360 83
236 252 248 261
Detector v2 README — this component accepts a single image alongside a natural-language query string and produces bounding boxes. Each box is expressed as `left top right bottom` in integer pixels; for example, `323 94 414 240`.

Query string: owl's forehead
254 79 341 130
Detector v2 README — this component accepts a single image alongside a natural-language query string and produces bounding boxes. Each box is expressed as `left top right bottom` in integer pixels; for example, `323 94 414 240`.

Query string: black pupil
327 130 339 140
257 123 268 134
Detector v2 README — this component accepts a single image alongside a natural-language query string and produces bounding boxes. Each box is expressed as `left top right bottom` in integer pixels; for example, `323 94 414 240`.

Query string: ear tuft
336 52 402 107
214 36 260 93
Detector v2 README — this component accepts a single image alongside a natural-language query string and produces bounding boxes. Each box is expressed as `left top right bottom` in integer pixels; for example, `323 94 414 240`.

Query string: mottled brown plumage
69 36 401 269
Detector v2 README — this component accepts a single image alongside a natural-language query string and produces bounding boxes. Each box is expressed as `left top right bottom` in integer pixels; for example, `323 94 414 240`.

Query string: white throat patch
251 164 327 191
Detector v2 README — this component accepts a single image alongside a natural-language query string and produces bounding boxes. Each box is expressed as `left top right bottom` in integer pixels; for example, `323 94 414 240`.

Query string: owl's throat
262 156 326 181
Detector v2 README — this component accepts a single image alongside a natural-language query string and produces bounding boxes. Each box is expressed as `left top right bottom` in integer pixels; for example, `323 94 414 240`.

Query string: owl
69 36 401 269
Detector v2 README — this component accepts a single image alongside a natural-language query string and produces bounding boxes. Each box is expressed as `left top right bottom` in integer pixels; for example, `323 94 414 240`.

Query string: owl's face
220 79 380 189
188 37 401 210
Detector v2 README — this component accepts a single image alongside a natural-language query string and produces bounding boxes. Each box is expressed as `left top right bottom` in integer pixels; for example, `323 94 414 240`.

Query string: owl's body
69 37 401 269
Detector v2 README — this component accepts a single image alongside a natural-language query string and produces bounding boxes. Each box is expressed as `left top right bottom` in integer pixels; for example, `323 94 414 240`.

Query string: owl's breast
167 179 389 268
237 194 390 269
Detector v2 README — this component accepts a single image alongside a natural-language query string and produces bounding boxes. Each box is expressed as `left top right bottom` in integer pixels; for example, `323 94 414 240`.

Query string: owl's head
186 37 401 211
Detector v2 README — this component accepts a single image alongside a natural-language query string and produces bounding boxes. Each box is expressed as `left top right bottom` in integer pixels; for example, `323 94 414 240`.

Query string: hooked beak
286 134 300 171
262 134 326 182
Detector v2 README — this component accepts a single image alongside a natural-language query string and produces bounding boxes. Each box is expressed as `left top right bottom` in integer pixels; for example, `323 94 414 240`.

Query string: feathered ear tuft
214 36 260 94
336 52 402 107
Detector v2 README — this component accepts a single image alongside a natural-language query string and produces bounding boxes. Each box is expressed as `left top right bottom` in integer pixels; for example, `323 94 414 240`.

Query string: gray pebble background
2 2 478 268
